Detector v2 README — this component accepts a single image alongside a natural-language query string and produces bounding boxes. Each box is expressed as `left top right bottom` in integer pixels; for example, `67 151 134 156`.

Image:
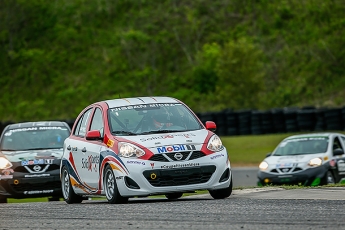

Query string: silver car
258 132 345 186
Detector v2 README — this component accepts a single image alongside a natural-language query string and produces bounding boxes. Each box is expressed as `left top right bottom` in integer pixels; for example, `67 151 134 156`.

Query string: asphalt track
1 187 344 230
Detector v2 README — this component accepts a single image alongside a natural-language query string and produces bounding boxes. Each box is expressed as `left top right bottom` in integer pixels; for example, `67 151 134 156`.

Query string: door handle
67 145 71 150
82 147 87 152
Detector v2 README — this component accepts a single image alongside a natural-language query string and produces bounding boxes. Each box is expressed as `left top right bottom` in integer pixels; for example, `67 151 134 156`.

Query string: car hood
265 153 326 164
118 129 210 148
0 149 63 163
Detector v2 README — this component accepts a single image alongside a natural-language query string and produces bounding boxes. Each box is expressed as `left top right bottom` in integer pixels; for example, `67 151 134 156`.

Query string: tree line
0 0 344 122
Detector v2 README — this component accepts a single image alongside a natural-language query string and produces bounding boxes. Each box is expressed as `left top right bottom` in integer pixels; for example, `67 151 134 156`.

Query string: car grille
14 164 60 173
149 151 205 162
10 181 61 192
143 165 216 187
270 167 303 174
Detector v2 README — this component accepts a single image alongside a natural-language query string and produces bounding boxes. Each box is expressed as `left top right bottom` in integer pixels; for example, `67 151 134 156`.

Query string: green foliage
0 0 345 121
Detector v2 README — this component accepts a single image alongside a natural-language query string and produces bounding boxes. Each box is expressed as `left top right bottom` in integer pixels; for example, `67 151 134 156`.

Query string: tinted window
74 109 92 137
273 137 329 156
108 103 202 135
0 126 70 151
90 108 104 137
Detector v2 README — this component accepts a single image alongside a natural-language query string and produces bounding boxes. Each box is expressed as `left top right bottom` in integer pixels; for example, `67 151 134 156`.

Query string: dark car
0 121 71 203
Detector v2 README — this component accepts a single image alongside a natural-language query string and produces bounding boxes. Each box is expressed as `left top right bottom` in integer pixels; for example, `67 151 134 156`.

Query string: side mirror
86 130 102 141
333 148 344 156
205 121 216 132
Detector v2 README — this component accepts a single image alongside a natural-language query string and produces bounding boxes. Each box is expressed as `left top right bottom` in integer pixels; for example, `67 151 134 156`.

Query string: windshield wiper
112 131 137 136
140 129 185 135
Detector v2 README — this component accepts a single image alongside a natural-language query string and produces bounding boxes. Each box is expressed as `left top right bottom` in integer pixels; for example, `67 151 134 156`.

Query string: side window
90 108 104 137
333 137 343 151
73 109 92 137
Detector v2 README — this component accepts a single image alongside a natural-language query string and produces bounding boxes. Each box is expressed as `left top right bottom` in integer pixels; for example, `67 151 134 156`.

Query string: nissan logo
174 152 183 160
33 165 41 172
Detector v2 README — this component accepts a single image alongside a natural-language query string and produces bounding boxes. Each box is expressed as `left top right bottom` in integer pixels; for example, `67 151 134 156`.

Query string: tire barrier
197 106 345 136
2 106 345 137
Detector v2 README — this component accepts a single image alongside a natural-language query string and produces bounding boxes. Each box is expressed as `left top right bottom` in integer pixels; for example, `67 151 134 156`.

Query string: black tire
48 196 61 202
104 165 128 204
321 170 335 185
165 192 183 200
209 178 233 199
0 195 7 203
61 167 83 204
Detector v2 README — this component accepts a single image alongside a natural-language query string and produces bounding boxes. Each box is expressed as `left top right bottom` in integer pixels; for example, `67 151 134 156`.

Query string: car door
68 107 94 193
336 135 345 182
81 107 106 190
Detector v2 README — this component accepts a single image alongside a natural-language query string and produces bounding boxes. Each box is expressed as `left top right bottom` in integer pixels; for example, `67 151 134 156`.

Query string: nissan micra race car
60 96 232 204
258 133 345 186
0 121 71 203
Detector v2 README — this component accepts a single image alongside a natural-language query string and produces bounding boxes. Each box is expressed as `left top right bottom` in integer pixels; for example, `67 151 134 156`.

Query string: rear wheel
104 165 128 204
165 192 183 200
209 178 233 199
61 167 83 204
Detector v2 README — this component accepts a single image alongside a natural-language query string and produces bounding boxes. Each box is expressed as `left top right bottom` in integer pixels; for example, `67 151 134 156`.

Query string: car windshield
272 137 329 156
108 103 203 135
0 126 70 152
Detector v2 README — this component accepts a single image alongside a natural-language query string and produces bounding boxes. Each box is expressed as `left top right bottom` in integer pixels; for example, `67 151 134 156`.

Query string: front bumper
0 170 62 199
257 165 327 186
115 150 232 197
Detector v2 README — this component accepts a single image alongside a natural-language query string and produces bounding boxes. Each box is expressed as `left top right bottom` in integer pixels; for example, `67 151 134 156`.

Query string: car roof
5 121 69 130
284 132 343 140
103 96 180 108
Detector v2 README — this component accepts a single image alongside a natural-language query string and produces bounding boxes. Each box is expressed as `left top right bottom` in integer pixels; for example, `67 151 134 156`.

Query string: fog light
264 178 270 183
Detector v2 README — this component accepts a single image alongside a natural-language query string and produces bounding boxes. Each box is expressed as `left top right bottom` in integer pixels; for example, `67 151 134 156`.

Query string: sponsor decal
329 159 336 167
126 160 145 165
157 145 185 153
210 153 225 160
24 174 50 178
82 155 100 172
150 163 154 169
161 163 200 169
140 133 196 142
276 163 293 168
5 127 67 136
115 176 124 180
107 139 114 148
21 159 44 166
0 175 13 179
24 190 54 195
157 144 195 153
337 160 345 172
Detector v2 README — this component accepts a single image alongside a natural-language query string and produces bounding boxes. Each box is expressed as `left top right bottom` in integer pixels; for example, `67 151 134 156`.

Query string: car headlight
259 161 269 170
207 135 224 152
118 143 145 158
308 157 322 167
0 157 13 169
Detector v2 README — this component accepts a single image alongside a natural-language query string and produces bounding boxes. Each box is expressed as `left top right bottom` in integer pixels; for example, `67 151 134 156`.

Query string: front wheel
322 170 335 185
104 165 128 204
61 167 83 204
209 178 233 199
165 192 183 200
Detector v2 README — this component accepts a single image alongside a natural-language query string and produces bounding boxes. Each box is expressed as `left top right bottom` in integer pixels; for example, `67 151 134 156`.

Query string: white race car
258 133 345 186
60 96 232 204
